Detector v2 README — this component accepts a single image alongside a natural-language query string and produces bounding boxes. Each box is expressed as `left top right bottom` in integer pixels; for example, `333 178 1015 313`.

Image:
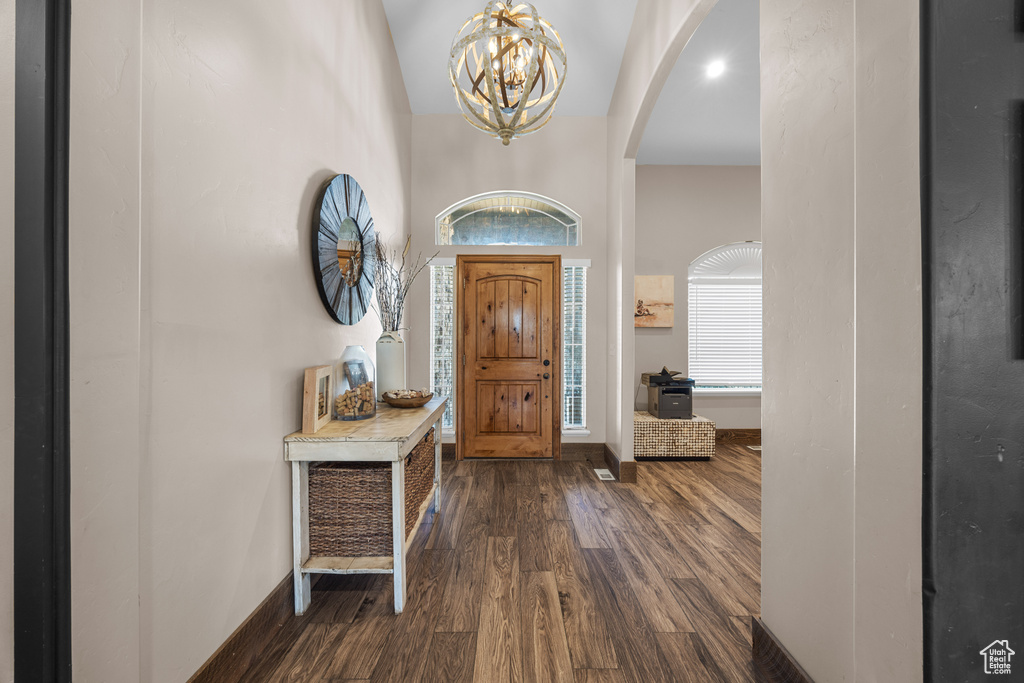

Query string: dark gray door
923 1 1024 679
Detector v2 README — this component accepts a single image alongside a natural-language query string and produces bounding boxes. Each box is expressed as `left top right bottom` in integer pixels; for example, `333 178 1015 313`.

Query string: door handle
543 373 550 379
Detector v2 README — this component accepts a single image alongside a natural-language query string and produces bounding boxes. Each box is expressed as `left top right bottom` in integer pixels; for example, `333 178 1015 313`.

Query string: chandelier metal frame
449 1 567 146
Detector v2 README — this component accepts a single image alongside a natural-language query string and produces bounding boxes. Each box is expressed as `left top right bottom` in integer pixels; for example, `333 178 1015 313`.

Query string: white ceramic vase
375 330 406 399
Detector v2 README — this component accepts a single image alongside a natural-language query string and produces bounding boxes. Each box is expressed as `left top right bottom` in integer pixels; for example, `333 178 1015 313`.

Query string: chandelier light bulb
706 60 726 79
449 0 567 146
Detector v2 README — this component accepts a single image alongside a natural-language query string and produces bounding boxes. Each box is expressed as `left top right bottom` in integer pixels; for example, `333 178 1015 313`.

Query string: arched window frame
687 242 762 393
435 190 582 246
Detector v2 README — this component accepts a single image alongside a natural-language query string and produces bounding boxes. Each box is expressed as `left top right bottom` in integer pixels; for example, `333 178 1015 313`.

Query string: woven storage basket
308 428 435 557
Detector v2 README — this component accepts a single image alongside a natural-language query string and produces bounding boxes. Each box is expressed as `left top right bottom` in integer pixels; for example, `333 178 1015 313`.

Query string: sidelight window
429 265 456 429
562 266 586 429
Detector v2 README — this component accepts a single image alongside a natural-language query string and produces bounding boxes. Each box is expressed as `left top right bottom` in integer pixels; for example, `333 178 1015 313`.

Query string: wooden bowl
382 391 433 408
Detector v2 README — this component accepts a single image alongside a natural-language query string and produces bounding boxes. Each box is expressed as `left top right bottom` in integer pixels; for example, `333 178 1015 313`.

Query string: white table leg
292 461 311 615
391 458 406 613
433 418 442 512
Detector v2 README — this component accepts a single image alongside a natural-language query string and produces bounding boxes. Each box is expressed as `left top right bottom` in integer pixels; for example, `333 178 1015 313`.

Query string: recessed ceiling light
706 60 725 79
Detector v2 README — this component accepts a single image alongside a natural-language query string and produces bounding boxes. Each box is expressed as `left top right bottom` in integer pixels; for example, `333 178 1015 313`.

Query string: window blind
687 282 762 388
429 265 455 428
563 266 587 429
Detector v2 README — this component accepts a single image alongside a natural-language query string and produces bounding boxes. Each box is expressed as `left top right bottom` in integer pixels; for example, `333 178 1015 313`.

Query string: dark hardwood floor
243 443 762 682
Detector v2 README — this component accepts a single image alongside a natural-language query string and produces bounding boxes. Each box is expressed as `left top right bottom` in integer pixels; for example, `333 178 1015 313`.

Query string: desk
284 397 447 615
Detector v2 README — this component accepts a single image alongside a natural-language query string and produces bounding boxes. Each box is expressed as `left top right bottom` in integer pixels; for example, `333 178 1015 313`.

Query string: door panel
475 381 542 434
458 256 561 459
478 281 496 358
495 279 509 358
478 276 541 360
522 282 539 358
923 1 1024 676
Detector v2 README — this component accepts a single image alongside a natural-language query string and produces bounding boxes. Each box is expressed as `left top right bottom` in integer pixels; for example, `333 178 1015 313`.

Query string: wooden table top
285 397 447 443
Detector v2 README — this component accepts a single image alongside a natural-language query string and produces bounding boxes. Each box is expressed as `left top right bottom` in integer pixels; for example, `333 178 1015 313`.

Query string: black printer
645 368 695 419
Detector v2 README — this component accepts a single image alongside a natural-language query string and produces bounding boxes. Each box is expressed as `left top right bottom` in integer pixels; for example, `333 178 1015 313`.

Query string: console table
283 396 446 615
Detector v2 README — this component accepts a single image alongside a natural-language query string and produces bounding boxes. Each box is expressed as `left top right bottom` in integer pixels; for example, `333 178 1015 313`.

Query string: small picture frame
302 365 333 434
343 359 369 389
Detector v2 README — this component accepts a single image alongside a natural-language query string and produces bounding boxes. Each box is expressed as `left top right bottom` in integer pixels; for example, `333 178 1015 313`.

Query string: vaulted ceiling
636 0 759 165
382 0 760 166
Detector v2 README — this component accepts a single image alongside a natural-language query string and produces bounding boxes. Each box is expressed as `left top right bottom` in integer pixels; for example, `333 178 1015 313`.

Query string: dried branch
372 236 438 332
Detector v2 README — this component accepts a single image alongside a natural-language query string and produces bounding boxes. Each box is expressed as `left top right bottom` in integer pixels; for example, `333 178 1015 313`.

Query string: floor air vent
594 469 615 481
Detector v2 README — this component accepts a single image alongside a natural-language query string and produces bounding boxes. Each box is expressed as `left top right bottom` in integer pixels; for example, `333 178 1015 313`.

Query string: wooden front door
456 256 561 459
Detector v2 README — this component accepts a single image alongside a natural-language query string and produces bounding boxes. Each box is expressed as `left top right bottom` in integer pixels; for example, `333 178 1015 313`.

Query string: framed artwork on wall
635 275 674 327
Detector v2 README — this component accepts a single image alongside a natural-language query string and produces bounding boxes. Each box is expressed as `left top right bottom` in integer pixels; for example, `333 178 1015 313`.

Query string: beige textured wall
761 1 857 675
605 0 718 461
604 154 630 458
70 0 143 679
761 0 922 680
407 114 608 443
0 1 14 680
69 1 412 680
634 165 761 428
853 0 922 677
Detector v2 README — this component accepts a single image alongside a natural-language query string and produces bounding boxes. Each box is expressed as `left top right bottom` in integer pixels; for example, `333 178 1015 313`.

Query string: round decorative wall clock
313 174 376 324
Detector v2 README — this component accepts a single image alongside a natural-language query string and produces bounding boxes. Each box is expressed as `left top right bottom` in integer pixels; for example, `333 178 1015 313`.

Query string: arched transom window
436 191 581 246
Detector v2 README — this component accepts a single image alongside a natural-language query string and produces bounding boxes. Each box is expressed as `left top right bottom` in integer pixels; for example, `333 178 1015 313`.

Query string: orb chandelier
449 1 567 146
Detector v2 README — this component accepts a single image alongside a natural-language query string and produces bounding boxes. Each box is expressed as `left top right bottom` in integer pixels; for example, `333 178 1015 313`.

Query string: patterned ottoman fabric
634 411 715 459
